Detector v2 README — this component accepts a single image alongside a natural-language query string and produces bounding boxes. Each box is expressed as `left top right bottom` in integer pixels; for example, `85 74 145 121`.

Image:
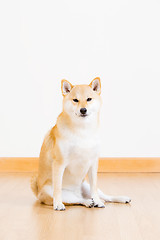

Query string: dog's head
61 78 101 123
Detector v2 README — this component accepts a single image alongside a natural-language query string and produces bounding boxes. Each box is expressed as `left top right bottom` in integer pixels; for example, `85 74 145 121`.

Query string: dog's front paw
54 202 66 211
92 198 105 208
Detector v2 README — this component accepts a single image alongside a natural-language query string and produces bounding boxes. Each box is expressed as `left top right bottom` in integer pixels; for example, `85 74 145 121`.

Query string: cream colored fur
31 78 131 211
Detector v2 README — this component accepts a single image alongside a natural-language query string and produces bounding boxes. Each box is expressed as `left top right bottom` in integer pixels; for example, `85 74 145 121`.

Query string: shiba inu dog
31 77 131 210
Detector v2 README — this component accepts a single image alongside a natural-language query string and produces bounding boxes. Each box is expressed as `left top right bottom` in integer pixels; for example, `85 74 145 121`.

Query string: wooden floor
0 173 160 240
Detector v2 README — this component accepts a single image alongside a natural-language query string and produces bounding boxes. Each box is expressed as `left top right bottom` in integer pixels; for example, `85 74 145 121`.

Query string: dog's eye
73 99 79 102
87 98 92 102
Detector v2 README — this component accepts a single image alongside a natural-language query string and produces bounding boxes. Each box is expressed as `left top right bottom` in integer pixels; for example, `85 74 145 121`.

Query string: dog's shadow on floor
32 199 132 215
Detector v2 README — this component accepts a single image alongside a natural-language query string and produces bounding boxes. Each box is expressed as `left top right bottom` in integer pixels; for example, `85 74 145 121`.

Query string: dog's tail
30 175 38 197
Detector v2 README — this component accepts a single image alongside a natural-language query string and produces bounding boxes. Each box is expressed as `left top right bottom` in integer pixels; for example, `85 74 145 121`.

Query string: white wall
0 0 160 157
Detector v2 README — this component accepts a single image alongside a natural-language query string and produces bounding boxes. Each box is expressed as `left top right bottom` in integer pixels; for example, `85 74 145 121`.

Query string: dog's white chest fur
59 127 99 189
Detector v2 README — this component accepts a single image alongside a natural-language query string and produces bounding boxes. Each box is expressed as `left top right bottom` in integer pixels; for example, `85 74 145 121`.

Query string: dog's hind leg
81 181 131 204
62 189 94 208
97 188 131 203
38 185 94 208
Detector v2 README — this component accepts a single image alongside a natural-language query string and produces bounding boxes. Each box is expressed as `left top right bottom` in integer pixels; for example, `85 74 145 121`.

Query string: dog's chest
70 135 98 160
61 131 99 187
60 130 99 162
59 128 100 188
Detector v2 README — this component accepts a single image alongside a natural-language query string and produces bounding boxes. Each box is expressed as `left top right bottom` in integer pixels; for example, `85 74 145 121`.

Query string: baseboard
0 158 38 173
0 157 160 173
99 158 160 172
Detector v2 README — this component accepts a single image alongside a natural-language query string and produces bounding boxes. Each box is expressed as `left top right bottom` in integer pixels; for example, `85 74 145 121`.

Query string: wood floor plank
0 173 160 240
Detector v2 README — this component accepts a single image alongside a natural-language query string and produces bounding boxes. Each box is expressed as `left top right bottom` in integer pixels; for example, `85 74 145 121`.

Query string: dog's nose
80 108 87 115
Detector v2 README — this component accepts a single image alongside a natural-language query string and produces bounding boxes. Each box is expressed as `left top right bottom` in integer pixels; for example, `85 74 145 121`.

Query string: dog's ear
61 79 73 96
89 77 101 94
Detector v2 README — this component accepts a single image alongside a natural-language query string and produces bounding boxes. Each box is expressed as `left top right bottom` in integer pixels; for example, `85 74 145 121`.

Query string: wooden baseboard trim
0 158 38 173
99 158 160 172
0 157 160 173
